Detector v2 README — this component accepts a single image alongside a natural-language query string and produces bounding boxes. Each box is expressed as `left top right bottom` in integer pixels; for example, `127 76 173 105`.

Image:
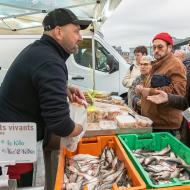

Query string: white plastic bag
60 103 87 152
182 107 190 122
32 140 45 187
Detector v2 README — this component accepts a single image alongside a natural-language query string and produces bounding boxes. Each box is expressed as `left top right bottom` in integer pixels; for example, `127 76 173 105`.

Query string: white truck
0 0 130 96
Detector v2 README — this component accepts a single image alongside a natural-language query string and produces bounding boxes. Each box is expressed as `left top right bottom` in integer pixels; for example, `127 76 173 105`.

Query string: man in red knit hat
136 32 187 135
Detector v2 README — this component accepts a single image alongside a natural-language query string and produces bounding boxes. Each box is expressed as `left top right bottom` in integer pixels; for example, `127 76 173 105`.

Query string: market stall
54 90 190 190
54 90 153 189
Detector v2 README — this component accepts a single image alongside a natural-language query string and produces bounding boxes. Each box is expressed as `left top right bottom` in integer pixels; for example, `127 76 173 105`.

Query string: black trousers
17 170 33 187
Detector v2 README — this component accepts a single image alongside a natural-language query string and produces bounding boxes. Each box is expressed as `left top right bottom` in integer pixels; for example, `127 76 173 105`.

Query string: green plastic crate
118 132 190 189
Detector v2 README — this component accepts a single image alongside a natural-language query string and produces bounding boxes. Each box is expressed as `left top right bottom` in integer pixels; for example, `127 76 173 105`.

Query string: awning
0 0 121 34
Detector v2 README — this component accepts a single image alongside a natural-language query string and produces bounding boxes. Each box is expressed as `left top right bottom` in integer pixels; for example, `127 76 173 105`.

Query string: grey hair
140 55 153 63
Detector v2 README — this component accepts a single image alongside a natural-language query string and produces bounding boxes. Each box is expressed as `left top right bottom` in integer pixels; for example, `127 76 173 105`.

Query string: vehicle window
73 39 92 68
73 39 119 73
95 41 109 72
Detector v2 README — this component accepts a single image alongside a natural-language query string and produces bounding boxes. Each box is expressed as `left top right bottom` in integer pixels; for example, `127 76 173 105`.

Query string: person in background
128 55 153 113
183 41 190 71
174 49 190 72
122 45 148 106
174 49 186 62
0 8 91 189
188 41 190 52
136 32 187 135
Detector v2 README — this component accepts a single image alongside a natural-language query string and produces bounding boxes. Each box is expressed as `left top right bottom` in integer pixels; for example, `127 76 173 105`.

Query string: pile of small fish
63 146 132 190
133 145 190 185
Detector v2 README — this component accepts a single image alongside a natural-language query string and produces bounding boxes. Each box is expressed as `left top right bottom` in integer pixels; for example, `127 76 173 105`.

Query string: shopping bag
60 103 87 152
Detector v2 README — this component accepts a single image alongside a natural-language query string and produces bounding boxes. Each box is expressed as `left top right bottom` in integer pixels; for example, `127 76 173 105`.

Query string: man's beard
154 53 167 61
71 45 79 54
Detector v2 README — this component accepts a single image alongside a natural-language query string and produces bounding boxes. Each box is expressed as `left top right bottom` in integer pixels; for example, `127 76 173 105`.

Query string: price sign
0 123 36 163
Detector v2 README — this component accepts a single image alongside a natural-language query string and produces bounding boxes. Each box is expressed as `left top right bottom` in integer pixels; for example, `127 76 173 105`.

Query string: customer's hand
67 86 87 107
135 85 150 98
141 87 150 98
137 100 141 106
147 89 168 104
135 85 143 95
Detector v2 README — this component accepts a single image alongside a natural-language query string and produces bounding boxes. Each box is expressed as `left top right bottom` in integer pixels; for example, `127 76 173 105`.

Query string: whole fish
72 154 99 161
151 145 171 156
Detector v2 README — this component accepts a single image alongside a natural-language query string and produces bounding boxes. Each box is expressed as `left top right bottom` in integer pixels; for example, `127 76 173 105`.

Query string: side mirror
107 54 119 74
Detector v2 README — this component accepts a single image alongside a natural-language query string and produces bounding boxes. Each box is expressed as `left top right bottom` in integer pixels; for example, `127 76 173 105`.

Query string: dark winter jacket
0 34 75 145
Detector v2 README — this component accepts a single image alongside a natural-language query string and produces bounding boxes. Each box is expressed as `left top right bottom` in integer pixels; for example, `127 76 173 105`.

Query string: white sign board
0 123 37 163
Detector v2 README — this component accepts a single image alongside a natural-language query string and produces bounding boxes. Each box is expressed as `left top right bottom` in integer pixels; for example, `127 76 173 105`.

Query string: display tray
54 136 146 190
118 132 190 189
84 127 152 137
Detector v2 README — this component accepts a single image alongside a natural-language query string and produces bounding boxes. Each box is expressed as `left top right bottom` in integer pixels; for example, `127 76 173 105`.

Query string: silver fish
72 154 99 161
170 168 180 178
65 181 82 190
152 171 171 180
151 145 171 156
144 156 158 166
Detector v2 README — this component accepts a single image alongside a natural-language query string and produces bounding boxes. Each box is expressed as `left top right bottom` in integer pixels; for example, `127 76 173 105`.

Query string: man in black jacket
0 8 91 188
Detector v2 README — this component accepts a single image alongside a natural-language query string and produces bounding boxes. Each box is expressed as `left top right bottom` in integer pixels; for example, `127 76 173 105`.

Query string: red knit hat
152 32 173 46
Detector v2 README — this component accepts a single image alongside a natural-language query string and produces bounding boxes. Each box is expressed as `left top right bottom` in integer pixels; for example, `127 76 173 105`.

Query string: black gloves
151 74 171 88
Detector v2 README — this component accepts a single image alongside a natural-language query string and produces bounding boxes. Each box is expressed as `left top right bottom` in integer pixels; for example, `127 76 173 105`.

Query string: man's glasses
153 45 164 50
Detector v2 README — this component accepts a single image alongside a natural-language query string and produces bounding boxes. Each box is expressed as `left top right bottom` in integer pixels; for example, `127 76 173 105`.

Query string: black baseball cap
42 8 92 31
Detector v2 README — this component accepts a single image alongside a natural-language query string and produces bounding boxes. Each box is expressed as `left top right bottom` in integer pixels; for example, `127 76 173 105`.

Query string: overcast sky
101 0 190 51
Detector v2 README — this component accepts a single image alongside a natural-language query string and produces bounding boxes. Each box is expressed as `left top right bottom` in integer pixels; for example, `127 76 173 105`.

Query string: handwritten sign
0 123 36 163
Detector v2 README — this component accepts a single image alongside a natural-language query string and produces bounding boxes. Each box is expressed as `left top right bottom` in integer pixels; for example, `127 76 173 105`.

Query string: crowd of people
123 32 190 139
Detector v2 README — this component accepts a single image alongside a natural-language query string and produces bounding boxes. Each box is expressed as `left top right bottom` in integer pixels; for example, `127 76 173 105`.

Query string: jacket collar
40 34 70 60
151 52 173 73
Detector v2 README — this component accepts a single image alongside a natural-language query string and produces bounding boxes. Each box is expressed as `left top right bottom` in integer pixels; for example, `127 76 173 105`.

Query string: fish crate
54 136 146 190
118 132 190 189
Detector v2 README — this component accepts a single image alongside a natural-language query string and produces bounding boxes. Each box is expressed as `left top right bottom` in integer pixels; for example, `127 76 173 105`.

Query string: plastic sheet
61 103 87 152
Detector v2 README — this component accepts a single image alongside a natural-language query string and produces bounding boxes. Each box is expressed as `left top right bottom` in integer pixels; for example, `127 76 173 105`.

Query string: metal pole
92 22 96 91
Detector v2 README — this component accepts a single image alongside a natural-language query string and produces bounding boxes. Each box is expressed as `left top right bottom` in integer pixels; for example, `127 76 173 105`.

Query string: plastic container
54 136 146 190
116 114 136 128
118 132 190 189
148 186 190 190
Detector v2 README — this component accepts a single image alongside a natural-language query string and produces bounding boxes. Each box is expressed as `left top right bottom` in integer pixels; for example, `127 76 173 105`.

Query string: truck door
67 38 119 93
67 38 94 90
94 40 119 93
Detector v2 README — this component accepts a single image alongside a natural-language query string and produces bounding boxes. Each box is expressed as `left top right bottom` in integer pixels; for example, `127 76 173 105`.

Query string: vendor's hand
67 86 87 108
147 89 168 104
68 124 83 137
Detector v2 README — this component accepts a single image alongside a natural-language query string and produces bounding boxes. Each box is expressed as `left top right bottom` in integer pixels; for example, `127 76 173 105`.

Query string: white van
67 32 129 95
0 0 129 96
